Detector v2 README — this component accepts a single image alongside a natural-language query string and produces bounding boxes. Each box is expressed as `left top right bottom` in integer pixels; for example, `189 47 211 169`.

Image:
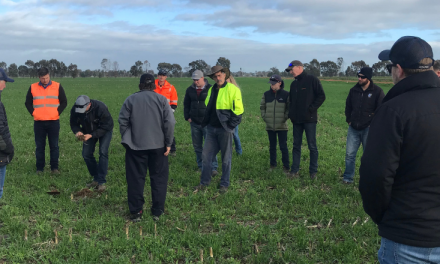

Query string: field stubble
0 77 393 263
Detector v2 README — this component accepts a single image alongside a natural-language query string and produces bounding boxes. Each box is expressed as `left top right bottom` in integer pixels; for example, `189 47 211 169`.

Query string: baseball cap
378 36 434 69
74 95 91 113
140 73 155 84
192 70 204 80
0 68 14 82
268 75 283 84
158 69 168 76
285 60 304 72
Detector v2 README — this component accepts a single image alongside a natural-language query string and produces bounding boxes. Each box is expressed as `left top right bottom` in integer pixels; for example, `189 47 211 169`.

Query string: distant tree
188 59 209 76
349 60 369 74
68 63 79 78
111 61 119 77
216 57 231 69
48 59 60 77
304 59 320 77
171 63 182 77
38 59 49 68
59 62 68 77
345 66 355 77
18 65 29 77
372 60 390 76
130 66 138 77
25 60 35 78
144 60 150 73
8 63 18 77
101 58 110 77
0 62 7 70
337 57 344 74
157 62 173 75
320 60 338 77
267 67 280 77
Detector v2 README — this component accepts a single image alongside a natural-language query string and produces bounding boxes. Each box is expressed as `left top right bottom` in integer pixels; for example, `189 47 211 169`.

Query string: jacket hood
383 70 440 103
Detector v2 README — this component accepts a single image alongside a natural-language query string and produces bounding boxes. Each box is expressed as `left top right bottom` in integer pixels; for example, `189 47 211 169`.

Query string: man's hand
75 131 84 138
188 118 192 123
83 134 92 141
349 122 351 126
164 147 171 156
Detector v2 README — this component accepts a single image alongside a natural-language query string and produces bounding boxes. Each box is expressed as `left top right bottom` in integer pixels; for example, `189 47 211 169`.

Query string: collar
214 81 228 89
38 80 52 88
383 70 440 103
294 71 306 80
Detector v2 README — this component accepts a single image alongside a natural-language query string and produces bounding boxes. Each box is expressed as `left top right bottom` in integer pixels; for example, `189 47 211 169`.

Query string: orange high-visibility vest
154 80 178 106
31 81 61 121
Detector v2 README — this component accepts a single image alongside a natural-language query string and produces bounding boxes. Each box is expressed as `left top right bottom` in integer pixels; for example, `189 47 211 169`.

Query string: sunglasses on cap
386 64 397 74
74 103 89 108
270 77 281 83
357 74 367 79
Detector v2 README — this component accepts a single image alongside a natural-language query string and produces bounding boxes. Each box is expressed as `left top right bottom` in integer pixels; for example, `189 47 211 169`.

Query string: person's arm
58 85 68 115
25 87 34 116
375 88 385 112
309 78 326 112
359 105 402 224
284 94 290 121
118 98 131 137
69 106 82 134
0 92 13 155
183 89 191 121
227 88 244 129
91 106 114 138
162 101 176 147
170 86 178 110
260 94 266 119
345 90 352 124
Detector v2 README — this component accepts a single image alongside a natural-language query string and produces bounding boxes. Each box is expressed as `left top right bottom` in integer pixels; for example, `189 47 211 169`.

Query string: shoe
283 167 290 174
169 151 176 157
36 170 44 175
219 186 228 194
310 173 317 180
193 184 207 192
130 210 143 222
268 165 276 172
97 184 106 192
51 169 60 175
211 170 219 177
342 180 352 184
152 215 160 222
287 171 299 179
86 181 99 189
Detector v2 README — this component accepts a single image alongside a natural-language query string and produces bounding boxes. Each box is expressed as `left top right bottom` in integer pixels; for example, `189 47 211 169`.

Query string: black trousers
34 120 60 171
125 146 169 216
267 130 289 168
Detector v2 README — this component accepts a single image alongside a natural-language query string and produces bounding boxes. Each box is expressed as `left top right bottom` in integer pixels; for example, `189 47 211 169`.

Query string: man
195 66 244 193
70 95 114 191
154 69 178 156
286 60 325 180
0 68 14 200
183 70 218 176
343 67 384 184
434 60 440 78
25 67 67 174
260 75 290 173
359 36 440 263
119 73 175 222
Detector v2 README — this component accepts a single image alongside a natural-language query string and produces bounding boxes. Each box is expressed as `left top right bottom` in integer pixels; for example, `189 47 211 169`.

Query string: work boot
268 165 276 172
193 184 207 192
36 170 44 175
130 210 142 223
283 167 290 174
51 169 60 175
219 186 228 194
97 184 106 192
310 173 317 180
86 181 99 189
211 170 219 177
287 171 299 179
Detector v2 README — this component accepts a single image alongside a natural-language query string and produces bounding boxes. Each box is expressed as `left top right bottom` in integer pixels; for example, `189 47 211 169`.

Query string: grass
0 77 394 263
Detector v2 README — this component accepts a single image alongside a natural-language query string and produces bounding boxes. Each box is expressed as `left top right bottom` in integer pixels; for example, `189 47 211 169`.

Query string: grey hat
74 95 91 113
192 70 204 80
285 60 304 72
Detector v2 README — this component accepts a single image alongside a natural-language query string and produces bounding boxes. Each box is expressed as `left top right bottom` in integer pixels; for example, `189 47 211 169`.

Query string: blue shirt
38 80 52 89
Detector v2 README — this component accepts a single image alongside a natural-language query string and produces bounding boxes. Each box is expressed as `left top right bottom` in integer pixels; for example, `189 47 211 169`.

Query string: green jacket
260 87 289 131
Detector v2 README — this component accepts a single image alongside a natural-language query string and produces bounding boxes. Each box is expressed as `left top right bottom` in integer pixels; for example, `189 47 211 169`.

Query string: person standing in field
227 75 243 156
25 67 68 175
260 74 290 173
434 60 440 78
195 66 244 193
359 36 440 263
70 95 114 191
154 70 178 156
0 68 15 200
183 70 218 176
119 73 175 222
286 60 325 180
342 67 384 184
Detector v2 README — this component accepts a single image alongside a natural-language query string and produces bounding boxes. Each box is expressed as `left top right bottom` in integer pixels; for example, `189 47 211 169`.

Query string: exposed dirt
74 188 95 198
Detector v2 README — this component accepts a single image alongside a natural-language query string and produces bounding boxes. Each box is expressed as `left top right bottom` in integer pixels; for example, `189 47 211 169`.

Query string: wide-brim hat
207 66 230 80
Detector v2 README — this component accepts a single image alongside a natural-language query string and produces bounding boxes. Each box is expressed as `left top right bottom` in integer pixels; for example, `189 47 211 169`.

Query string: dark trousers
171 137 176 152
82 130 112 184
34 120 60 171
267 130 289 168
200 125 233 187
291 122 318 174
125 146 169 216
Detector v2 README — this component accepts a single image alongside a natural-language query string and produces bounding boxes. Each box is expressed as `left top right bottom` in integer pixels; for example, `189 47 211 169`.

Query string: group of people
1 35 440 263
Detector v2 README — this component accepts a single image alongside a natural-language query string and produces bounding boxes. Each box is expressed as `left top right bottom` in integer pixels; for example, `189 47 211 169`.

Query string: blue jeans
0 165 6 199
378 237 440 264
82 130 112 184
291 123 318 174
343 126 369 183
200 125 233 187
233 126 242 155
190 122 218 171
34 120 60 171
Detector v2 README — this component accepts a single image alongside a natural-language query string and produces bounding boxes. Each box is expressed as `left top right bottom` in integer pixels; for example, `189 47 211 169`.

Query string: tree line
1 56 390 79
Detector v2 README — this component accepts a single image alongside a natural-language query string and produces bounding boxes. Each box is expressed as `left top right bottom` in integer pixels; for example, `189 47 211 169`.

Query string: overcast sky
1 0 440 72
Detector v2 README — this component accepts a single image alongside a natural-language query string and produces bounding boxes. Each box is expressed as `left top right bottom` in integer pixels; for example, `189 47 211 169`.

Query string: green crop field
0 77 393 263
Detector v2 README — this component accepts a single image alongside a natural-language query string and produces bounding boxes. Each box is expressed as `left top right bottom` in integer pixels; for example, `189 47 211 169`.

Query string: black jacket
25 83 68 117
0 91 14 165
345 80 385 130
183 79 212 125
359 70 440 248
288 71 326 123
70 100 114 138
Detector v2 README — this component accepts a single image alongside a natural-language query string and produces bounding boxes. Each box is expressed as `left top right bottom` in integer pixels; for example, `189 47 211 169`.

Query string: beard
358 79 368 86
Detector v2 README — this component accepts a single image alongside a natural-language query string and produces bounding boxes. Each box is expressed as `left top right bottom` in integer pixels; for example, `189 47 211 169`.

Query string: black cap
358 67 373 81
285 60 304 72
140 73 155 84
158 69 168 76
268 74 283 84
378 36 434 69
